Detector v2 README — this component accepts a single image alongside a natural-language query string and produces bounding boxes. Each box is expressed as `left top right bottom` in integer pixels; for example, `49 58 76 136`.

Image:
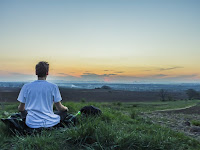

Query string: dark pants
20 110 69 127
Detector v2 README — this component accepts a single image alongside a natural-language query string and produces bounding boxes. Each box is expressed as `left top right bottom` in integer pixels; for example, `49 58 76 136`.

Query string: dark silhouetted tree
159 89 167 101
101 85 111 89
186 89 200 100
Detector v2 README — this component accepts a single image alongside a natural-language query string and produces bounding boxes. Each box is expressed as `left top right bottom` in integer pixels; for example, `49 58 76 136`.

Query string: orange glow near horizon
0 62 199 78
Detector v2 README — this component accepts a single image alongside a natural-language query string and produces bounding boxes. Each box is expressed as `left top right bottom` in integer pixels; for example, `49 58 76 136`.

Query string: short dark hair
35 61 49 77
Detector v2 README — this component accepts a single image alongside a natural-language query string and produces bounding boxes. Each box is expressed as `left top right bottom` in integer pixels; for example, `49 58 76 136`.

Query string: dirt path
162 104 200 115
156 104 197 112
142 104 200 140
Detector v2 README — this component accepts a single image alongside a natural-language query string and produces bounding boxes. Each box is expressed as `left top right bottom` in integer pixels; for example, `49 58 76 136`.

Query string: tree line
159 89 200 101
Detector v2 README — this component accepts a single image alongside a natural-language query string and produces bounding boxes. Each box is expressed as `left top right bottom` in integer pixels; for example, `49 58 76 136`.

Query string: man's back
17 80 62 128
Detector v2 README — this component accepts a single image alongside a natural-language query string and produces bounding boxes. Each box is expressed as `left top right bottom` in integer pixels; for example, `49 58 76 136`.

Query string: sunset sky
0 0 200 83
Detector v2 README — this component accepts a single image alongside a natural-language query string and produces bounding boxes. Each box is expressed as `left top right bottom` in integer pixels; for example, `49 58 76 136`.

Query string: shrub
116 102 122 106
191 120 200 126
80 98 86 103
130 110 137 119
132 104 138 107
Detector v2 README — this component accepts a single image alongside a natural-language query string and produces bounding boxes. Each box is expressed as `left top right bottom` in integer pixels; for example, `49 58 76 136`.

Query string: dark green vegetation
0 100 200 150
191 120 200 127
186 89 200 100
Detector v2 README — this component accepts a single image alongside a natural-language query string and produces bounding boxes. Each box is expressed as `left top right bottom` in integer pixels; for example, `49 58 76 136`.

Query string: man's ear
46 72 48 75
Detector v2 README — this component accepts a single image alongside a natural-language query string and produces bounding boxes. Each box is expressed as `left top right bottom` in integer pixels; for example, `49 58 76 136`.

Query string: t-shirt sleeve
17 85 27 103
53 85 62 103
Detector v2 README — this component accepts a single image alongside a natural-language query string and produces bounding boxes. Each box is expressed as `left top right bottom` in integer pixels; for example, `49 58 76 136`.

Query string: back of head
35 61 49 77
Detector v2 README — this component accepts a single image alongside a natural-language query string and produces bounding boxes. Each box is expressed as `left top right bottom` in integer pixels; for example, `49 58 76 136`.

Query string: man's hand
18 102 25 112
55 102 69 112
63 106 69 112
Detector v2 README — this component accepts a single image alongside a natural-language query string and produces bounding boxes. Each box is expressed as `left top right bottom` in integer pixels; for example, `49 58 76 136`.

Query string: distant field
1 100 200 150
0 87 187 102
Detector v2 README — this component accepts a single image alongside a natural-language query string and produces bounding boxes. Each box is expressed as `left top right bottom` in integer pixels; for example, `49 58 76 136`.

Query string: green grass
0 100 200 150
191 120 200 126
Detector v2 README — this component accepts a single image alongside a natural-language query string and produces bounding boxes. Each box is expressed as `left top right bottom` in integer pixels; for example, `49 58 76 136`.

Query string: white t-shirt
17 80 62 128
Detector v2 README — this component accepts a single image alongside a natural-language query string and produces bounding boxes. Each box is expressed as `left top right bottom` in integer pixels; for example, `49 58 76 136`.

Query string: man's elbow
55 102 68 112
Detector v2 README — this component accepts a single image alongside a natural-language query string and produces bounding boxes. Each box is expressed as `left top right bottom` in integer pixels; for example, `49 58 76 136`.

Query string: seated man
17 61 68 128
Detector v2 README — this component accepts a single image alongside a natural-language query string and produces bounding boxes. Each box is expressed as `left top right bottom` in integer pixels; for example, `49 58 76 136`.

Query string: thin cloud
143 66 184 72
80 73 120 81
108 74 117 76
81 73 109 81
58 73 69 76
81 73 109 77
150 74 168 78
104 70 110 71
114 71 124 73
159 66 183 71
82 73 97 75
9 72 31 76
167 74 198 80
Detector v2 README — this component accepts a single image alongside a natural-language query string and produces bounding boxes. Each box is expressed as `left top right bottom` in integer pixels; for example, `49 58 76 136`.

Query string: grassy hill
0 100 200 150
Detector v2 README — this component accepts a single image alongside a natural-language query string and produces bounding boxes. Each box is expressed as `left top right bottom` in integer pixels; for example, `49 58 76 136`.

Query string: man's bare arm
54 102 68 112
18 103 25 112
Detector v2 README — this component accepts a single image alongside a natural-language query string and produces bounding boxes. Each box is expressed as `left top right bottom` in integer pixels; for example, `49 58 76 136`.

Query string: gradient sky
0 0 200 83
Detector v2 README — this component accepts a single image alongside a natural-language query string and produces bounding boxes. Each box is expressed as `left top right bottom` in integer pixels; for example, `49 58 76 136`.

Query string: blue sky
0 0 200 83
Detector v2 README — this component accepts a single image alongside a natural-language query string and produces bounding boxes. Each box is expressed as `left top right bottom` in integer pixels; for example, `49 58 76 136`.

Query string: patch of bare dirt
142 105 200 140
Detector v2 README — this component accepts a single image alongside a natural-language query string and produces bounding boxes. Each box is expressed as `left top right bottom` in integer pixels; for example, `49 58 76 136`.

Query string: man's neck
38 77 47 80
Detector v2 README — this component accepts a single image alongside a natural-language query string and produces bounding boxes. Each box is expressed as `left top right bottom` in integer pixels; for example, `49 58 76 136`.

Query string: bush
130 110 137 119
132 104 138 107
191 120 200 126
80 98 86 103
116 102 122 106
